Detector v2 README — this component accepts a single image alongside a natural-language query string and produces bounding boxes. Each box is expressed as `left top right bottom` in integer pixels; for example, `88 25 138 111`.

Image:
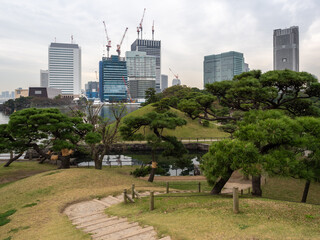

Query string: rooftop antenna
71 35 73 43
54 37 56 43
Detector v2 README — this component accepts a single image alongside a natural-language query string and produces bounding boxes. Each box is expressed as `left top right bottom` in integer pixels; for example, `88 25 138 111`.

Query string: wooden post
166 182 169 194
198 182 201 193
132 184 135 199
150 191 154 211
233 187 239 214
240 189 243 196
123 189 127 204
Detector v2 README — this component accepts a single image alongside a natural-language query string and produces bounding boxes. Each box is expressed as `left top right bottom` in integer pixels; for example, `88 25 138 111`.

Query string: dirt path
64 192 171 240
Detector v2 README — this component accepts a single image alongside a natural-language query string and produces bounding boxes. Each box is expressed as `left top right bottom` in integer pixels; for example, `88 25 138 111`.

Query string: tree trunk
210 168 233 194
4 152 24 167
95 158 102 170
252 175 262 196
301 180 311 203
59 156 70 169
148 167 156 182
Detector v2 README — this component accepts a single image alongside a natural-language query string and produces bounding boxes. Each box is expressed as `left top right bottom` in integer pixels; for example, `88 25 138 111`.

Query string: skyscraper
40 70 48 87
161 74 168 91
125 51 156 99
48 43 81 96
203 51 247 86
99 55 127 102
273 26 299 71
131 39 161 92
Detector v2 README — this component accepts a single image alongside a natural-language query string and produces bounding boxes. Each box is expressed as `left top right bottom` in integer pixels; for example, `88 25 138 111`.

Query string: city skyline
1 0 320 92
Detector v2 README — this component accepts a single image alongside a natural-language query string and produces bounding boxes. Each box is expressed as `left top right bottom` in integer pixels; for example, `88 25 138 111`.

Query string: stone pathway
64 192 171 240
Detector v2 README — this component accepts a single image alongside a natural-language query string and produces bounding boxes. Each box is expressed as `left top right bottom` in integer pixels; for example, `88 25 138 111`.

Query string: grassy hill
0 163 320 239
119 105 229 139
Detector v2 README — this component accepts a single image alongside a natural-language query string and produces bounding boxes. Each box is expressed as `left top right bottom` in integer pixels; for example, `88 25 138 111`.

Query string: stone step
108 195 122 202
72 213 106 225
94 222 139 239
98 224 142 240
77 216 118 229
69 211 104 221
93 199 112 207
116 226 154 240
86 218 128 233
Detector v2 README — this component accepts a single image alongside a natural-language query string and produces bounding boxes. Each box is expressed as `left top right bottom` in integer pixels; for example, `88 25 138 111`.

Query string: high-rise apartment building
40 70 49 87
203 51 247 86
161 74 168 91
125 51 156 99
131 39 161 92
99 55 127 102
273 26 299 71
48 43 81 96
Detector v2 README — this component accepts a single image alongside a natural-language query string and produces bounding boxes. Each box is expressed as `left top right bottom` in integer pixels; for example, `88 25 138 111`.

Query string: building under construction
99 55 127 102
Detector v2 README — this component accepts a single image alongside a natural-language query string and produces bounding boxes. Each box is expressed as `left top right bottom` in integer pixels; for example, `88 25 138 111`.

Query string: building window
282 58 287 62
35 91 42 94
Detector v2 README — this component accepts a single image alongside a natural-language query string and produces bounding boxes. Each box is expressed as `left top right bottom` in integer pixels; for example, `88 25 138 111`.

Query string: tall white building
125 51 156 99
48 43 81 96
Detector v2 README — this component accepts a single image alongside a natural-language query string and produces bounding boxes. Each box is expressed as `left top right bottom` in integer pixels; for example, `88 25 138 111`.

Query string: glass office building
131 39 161 92
161 74 168 91
273 26 299 71
125 51 156 99
99 55 127 102
203 51 247 86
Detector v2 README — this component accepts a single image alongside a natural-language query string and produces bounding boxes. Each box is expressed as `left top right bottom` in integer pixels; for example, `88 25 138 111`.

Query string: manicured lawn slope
120 105 229 139
0 164 157 240
107 193 320 240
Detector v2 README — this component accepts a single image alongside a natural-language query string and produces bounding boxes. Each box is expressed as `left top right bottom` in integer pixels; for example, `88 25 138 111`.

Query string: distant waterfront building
172 78 181 86
85 81 99 99
125 51 156 99
161 74 168 91
273 26 299 71
48 42 81 97
99 55 127 102
15 88 29 99
131 39 161 92
28 87 62 99
203 51 247 86
40 70 49 87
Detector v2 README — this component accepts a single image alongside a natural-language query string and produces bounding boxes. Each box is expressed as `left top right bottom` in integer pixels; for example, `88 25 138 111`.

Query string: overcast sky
0 0 320 92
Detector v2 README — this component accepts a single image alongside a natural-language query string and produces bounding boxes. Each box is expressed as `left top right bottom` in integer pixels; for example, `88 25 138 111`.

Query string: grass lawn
263 176 320 205
0 161 57 186
0 165 159 240
106 193 320 240
119 105 229 139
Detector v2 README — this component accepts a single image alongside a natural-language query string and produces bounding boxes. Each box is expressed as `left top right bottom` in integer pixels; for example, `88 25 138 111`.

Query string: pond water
0 104 140 124
77 152 204 176
0 111 9 124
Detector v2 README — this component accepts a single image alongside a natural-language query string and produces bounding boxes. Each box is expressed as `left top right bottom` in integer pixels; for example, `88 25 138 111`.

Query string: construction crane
116 27 128 57
137 8 146 39
122 76 133 103
102 21 111 58
169 68 179 79
152 20 154 40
